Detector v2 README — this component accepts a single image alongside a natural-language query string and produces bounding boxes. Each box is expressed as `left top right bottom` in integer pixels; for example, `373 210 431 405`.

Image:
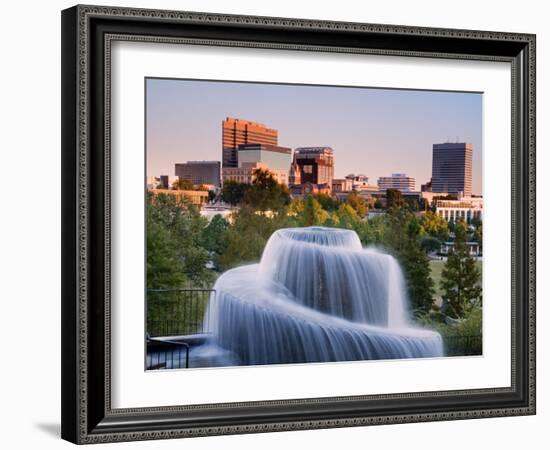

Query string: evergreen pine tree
383 209 435 315
401 216 435 315
440 221 482 318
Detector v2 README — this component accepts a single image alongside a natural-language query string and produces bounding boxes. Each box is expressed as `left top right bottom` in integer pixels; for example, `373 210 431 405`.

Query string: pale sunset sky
146 78 482 195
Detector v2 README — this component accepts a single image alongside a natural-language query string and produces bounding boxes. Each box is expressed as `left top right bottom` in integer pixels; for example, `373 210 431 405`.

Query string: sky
146 78 482 195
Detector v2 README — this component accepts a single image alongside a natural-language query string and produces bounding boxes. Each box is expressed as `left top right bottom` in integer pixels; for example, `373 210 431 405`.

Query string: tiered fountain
199 226 443 367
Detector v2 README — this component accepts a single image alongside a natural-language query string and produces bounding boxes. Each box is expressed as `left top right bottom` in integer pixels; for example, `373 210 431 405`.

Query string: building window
303 165 313 174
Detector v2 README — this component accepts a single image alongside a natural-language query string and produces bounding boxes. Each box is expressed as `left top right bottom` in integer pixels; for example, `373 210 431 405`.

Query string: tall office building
377 173 416 192
431 142 473 196
222 117 278 168
175 161 221 187
293 147 334 187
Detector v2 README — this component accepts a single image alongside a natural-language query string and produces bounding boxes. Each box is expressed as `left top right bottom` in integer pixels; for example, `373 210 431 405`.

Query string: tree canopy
382 208 434 315
221 180 248 206
147 192 214 288
147 175 481 326
420 210 449 241
345 191 368 217
386 189 404 209
172 178 195 190
440 220 482 318
244 168 290 212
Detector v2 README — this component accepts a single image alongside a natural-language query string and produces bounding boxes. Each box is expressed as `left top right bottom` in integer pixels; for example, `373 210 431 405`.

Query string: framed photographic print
61 5 536 444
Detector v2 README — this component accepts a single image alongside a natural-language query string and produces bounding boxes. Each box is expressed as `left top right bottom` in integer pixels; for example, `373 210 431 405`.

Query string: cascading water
201 226 443 367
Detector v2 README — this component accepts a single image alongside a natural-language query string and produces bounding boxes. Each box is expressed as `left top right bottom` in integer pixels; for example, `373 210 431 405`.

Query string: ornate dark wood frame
61 4 536 444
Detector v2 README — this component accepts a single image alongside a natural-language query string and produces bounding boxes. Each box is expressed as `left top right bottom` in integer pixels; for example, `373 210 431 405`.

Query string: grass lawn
429 259 483 300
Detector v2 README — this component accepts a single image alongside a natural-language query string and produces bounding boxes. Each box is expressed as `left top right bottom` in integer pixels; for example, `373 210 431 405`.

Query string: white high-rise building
377 173 416 192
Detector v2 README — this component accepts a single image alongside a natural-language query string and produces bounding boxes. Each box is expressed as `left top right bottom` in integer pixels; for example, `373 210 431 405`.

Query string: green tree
420 235 442 254
244 168 290 212
314 193 340 212
296 195 329 226
416 304 482 355
172 178 194 190
386 189 404 210
447 219 456 234
420 210 449 241
470 216 482 228
433 194 458 202
418 197 429 212
335 203 360 229
323 211 341 228
381 208 409 253
146 220 186 289
201 214 230 271
288 197 305 217
357 215 386 246
382 209 434 315
221 180 249 206
400 216 435 315
472 220 483 254
218 206 295 270
404 197 420 212
146 192 213 288
346 191 368 217
440 221 482 318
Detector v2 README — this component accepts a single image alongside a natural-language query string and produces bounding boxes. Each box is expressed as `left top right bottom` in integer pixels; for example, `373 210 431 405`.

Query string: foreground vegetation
147 169 483 354
430 260 482 300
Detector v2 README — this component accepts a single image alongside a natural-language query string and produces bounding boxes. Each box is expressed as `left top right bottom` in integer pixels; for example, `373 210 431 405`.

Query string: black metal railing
146 288 215 370
146 337 191 370
443 335 482 356
146 288 214 338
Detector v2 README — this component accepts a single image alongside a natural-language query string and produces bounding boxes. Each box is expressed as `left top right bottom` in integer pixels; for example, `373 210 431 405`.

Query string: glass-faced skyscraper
431 142 473 196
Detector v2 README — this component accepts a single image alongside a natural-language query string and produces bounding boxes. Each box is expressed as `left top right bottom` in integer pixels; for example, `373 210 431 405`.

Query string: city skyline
146 78 483 194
